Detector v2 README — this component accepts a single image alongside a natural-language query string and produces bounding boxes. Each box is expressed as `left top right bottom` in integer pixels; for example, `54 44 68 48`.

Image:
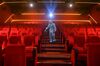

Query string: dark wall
90 5 100 24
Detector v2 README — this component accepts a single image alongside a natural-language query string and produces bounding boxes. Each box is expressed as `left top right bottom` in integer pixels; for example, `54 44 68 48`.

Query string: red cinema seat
74 36 87 61
10 31 19 36
74 36 85 47
68 36 74 45
0 31 8 42
4 45 25 66
0 35 7 50
87 43 100 66
34 35 40 46
20 30 28 36
9 36 21 45
24 36 34 46
24 36 35 57
0 44 2 66
87 36 100 43
0 36 7 44
2 28 9 32
11 28 18 31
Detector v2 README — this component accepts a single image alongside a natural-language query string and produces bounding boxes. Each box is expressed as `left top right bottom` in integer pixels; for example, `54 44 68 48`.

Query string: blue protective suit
45 22 56 42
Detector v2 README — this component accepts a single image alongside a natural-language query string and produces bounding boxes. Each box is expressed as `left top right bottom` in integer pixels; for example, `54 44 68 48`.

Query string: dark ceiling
1 0 100 2
1 0 100 14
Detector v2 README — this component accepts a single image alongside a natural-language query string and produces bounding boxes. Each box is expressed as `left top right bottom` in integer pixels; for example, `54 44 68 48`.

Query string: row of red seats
61 25 100 44
95 27 100 37
86 27 100 43
87 43 100 66
59 25 100 65
59 25 86 65
0 25 45 46
0 25 45 66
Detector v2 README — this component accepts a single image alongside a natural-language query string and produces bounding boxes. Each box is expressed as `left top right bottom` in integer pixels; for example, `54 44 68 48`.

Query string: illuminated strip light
11 20 90 24
4 1 27 4
55 13 81 15
36 1 100 5
11 20 48 22
20 22 44 24
11 19 90 22
5 14 14 23
21 13 45 15
0 2 5 6
98 3 100 5
63 22 89 24
88 14 97 24
23 22 45 24
21 13 81 15
76 2 100 4
15 22 87 24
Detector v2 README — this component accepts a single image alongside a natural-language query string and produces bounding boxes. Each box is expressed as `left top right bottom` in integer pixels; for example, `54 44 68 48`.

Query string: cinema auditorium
0 0 100 66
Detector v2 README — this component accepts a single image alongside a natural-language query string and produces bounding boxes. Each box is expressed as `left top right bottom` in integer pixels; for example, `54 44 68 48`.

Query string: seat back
4 45 25 66
9 36 21 44
74 36 85 47
24 36 34 46
0 46 2 66
87 43 100 66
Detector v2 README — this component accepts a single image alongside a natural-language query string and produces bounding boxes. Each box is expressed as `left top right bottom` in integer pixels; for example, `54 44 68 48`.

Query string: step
42 35 62 37
38 52 71 60
42 34 61 36
40 41 62 43
40 40 62 42
40 40 63 43
41 48 66 52
38 58 70 62
41 38 62 41
41 44 65 48
40 42 63 44
37 60 72 66
43 33 61 35
41 43 65 46
43 32 61 34
40 39 62 42
42 37 62 39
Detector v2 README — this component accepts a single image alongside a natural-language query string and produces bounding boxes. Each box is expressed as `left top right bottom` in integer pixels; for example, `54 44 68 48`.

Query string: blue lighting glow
45 1 56 19
49 13 53 18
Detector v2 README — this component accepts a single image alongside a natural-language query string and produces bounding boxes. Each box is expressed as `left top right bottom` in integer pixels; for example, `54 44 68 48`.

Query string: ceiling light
29 3 34 7
69 3 73 8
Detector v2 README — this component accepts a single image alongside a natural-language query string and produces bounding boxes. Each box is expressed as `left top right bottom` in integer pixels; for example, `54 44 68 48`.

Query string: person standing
45 20 56 43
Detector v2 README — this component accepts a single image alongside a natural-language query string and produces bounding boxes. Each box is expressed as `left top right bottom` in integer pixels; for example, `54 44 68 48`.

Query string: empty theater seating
9 36 21 44
60 25 100 66
4 45 25 66
8 28 21 45
0 24 45 66
4 27 26 66
0 42 2 66
0 21 100 66
86 27 100 43
24 35 35 58
0 27 9 49
59 25 87 65
96 27 100 37
87 43 100 66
